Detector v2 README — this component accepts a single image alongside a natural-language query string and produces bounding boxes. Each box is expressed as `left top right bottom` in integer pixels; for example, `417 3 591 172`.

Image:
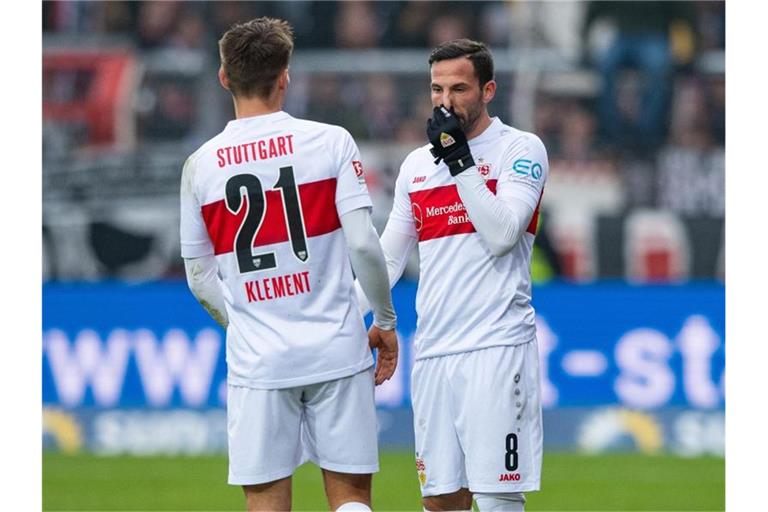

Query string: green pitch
43 451 724 511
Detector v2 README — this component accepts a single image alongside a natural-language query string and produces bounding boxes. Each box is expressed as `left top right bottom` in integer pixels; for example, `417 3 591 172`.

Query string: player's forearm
354 225 417 316
184 255 229 329
454 168 534 257
340 210 397 330
350 235 397 330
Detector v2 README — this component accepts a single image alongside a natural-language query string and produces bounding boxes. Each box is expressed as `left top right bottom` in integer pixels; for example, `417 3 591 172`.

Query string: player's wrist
444 147 475 176
373 316 397 331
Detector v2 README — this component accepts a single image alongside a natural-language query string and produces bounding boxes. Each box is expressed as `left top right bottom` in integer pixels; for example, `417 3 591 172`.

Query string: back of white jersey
387 118 548 359
180 111 373 389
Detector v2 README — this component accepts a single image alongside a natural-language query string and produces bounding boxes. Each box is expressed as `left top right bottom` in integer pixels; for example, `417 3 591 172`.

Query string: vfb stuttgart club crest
477 161 491 180
415 456 427 486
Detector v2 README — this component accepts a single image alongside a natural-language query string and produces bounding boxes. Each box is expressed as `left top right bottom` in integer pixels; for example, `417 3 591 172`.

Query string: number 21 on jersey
225 165 308 274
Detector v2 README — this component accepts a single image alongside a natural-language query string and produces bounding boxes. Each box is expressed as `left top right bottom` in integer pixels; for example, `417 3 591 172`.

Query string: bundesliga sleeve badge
352 160 366 185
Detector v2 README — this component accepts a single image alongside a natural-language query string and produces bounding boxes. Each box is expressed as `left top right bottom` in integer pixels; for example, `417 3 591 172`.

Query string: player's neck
465 113 493 141
232 94 284 120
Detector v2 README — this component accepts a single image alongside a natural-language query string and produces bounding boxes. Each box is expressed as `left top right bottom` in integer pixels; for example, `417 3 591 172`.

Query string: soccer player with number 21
358 39 548 511
180 17 398 512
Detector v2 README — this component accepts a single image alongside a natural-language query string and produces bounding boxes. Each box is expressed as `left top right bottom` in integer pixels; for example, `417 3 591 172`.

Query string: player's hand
368 325 399 385
426 105 476 176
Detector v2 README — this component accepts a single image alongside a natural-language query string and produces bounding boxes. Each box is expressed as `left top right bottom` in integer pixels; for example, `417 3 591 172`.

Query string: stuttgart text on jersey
216 134 295 167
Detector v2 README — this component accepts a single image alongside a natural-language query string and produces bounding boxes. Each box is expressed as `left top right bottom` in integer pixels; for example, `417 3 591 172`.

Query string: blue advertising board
43 280 724 411
42 280 724 455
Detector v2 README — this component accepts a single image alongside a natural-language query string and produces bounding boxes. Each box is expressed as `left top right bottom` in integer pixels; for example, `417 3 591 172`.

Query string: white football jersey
180 111 374 389
387 118 548 360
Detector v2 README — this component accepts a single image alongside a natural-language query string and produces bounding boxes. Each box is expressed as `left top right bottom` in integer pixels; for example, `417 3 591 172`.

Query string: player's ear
482 79 496 104
218 66 230 91
278 67 290 90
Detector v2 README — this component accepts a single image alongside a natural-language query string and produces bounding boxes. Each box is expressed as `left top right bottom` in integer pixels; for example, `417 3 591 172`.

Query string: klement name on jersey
244 271 311 303
216 135 295 168
201 178 340 255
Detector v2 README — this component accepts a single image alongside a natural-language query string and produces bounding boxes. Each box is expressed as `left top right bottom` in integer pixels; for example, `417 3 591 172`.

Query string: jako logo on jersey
498 473 522 482
412 175 427 184
411 203 424 232
512 159 543 180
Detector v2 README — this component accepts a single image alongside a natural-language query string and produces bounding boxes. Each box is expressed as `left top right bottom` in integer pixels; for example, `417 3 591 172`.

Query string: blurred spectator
171 9 208 50
305 74 368 139
668 75 713 150
656 75 724 216
394 98 433 145
136 1 181 49
362 74 402 139
693 1 726 51
138 81 197 141
428 13 472 47
583 1 696 151
705 75 725 146
559 102 602 161
478 2 513 47
389 2 434 47
209 1 259 39
533 94 563 152
335 1 381 48
99 1 139 34
43 1 103 33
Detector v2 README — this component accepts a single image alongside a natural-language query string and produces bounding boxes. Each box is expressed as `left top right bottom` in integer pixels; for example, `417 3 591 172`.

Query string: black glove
426 105 475 176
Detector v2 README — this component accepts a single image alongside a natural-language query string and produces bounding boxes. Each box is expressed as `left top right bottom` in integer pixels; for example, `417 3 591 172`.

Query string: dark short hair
218 17 294 99
428 39 495 87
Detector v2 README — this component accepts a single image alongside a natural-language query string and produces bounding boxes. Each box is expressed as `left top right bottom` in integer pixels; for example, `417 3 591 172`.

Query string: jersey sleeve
180 156 214 258
497 133 549 210
334 128 373 216
384 159 418 238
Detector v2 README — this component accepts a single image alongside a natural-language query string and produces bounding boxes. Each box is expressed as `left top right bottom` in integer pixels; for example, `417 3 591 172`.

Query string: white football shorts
227 366 379 485
411 342 542 496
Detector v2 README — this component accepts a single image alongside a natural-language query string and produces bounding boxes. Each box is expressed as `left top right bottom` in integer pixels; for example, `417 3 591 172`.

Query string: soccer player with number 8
359 39 548 511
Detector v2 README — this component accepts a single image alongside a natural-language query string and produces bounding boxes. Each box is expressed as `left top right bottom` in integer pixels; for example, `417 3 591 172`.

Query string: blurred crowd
42 1 726 282
43 1 724 153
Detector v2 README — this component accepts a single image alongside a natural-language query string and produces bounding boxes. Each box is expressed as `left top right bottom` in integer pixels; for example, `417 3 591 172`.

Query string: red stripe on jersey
409 180 497 242
201 178 340 255
526 190 544 235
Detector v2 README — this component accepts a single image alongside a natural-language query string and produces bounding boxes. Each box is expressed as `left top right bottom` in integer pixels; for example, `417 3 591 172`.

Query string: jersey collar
468 117 502 146
225 111 292 131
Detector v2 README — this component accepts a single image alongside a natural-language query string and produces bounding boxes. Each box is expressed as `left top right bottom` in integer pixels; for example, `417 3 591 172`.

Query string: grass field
43 451 724 511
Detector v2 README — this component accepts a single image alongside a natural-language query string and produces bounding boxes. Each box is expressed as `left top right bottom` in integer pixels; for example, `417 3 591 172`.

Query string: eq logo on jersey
512 159 543 180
